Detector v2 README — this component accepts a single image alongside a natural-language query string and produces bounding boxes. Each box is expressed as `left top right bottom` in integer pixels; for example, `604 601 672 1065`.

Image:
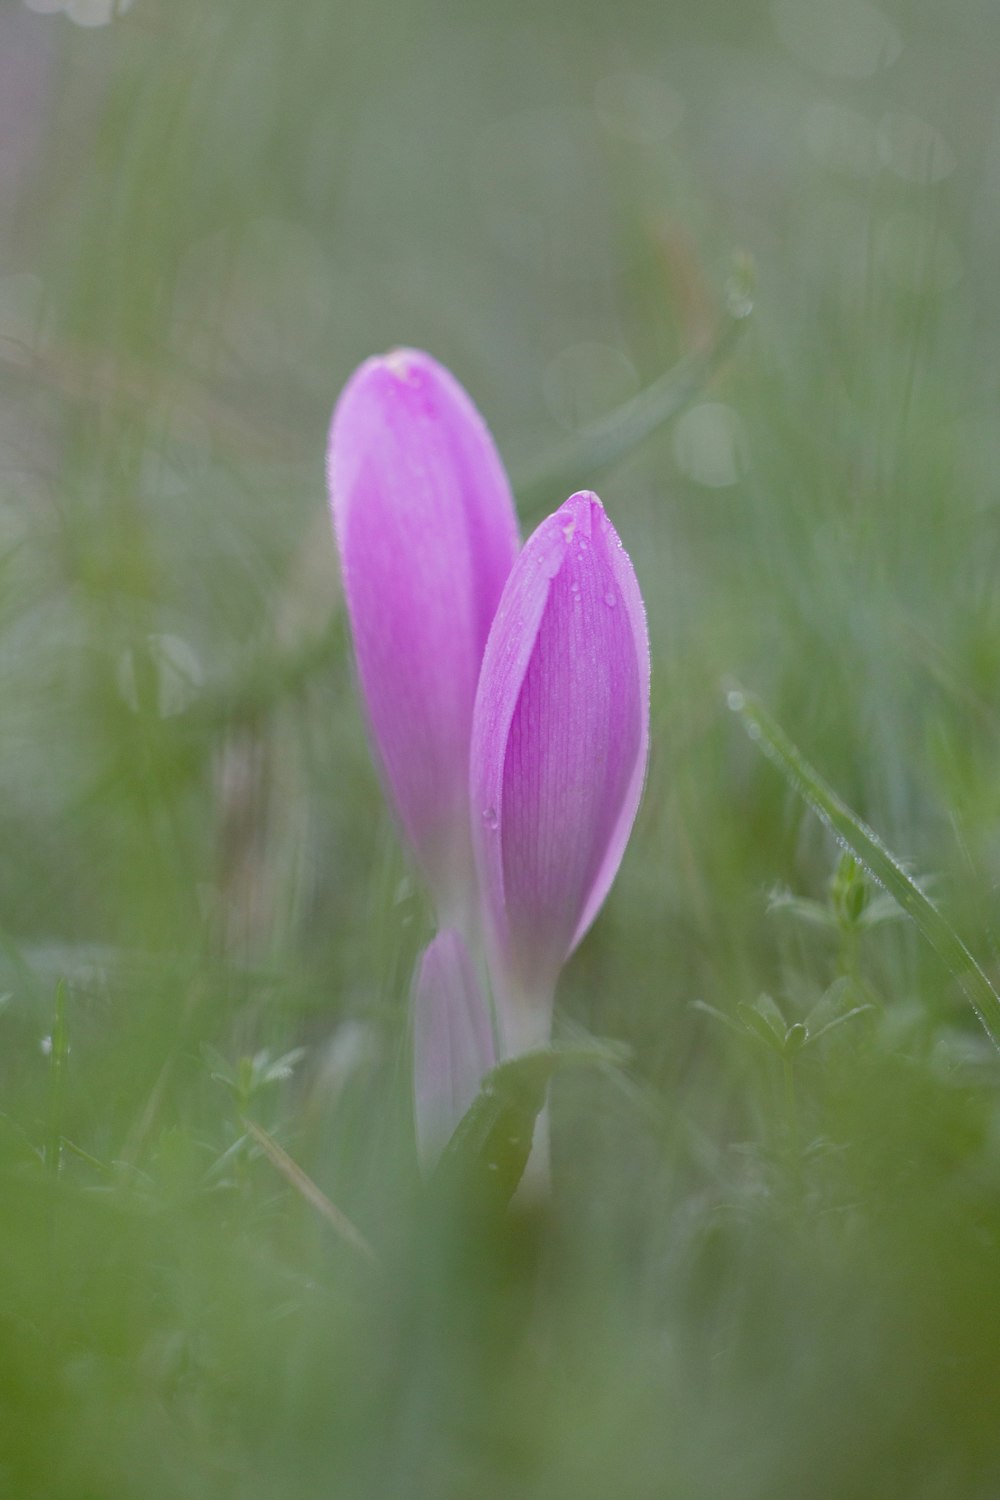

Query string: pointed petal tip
353 346 435 391
381 346 428 380
549 490 606 549
329 348 499 457
330 347 426 420
472 489 651 999
347 346 477 399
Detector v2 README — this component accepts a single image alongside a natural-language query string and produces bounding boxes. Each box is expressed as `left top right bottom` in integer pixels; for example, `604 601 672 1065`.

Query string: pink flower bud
327 350 520 911
470 491 650 1047
412 928 496 1167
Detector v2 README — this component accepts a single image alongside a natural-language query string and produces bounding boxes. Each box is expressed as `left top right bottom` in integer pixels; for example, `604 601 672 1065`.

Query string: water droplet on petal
604 590 617 607
384 347 419 383
482 807 499 831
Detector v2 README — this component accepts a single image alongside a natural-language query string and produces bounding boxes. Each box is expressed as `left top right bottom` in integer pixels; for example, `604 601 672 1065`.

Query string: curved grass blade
514 314 746 521
728 685 1000 1052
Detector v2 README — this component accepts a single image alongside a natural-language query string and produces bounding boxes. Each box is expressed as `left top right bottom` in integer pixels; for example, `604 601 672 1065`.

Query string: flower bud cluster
328 350 649 1163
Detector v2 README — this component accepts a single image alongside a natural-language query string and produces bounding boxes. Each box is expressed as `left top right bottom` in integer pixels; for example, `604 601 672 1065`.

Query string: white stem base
500 990 554 1201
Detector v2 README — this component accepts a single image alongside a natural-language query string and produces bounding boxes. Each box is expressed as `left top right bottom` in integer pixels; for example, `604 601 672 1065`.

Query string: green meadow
2 0 1000 1494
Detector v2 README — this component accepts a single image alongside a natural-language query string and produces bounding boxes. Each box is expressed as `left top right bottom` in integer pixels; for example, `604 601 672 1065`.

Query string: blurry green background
3 0 1000 1494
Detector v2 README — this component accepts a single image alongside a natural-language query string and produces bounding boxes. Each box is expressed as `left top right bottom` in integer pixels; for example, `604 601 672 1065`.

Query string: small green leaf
202 1044 307 1102
236 1056 255 1103
431 1040 629 1209
806 1005 875 1045
690 998 747 1037
767 888 837 929
737 996 787 1052
830 852 869 926
261 1047 307 1084
200 1042 237 1088
755 992 789 1035
859 888 921 930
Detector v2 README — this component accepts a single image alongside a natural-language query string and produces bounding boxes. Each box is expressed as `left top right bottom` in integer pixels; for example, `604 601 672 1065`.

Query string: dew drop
724 280 755 320
384 347 419 383
726 689 745 712
604 590 617 607
481 806 499 831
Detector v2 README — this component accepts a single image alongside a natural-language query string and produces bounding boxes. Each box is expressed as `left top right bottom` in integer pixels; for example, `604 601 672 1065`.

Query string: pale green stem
496 982 555 1198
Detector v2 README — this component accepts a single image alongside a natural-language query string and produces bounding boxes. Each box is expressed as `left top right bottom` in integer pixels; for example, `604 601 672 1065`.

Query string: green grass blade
514 313 746 520
728 685 1000 1052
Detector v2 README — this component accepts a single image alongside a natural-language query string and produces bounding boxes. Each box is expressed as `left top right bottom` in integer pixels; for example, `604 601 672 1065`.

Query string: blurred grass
3 0 1000 1494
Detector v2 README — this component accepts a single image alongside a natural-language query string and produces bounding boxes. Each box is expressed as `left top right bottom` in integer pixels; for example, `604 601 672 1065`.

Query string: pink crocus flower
328 355 649 1166
327 348 520 919
470 490 650 1057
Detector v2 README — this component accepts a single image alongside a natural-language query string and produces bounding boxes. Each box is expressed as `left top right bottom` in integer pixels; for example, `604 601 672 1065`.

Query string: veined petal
412 928 497 1168
470 491 650 1015
327 349 520 907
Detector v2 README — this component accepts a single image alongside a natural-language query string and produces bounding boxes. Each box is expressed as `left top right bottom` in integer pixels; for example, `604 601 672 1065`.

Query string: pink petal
470 491 650 1016
327 350 520 907
412 927 497 1168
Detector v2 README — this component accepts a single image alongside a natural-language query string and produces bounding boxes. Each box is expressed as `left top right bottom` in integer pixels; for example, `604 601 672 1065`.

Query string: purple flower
470 490 650 1052
328 352 650 1169
412 928 496 1166
327 349 520 912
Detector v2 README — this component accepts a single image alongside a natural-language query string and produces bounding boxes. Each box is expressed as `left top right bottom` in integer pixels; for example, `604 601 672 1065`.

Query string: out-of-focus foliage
2 0 1000 1494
